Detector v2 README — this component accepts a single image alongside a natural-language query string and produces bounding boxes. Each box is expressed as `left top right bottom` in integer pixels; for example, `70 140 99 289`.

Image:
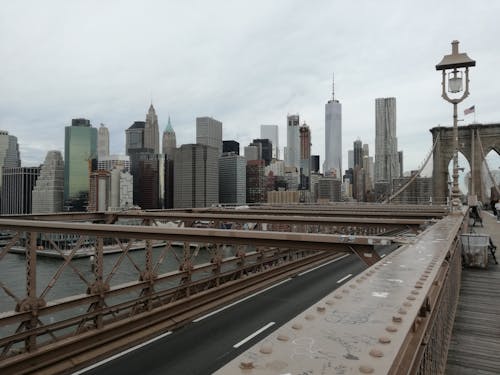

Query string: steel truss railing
0 218 397 374
215 212 466 375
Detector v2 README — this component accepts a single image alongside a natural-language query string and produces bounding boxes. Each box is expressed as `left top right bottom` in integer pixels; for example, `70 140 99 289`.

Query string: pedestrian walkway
445 210 500 374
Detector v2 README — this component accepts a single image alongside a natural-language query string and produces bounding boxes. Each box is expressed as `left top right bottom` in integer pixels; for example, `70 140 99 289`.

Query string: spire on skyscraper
165 116 174 133
332 72 335 101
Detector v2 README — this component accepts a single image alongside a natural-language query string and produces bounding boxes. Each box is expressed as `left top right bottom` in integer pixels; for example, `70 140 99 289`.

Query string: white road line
72 330 173 375
336 273 353 284
297 253 350 277
233 322 275 349
381 253 386 258
193 278 291 323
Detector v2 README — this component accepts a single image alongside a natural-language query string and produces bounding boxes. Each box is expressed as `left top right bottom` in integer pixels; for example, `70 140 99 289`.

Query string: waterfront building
196 117 222 154
64 118 97 211
174 144 219 208
260 125 279 159
1 167 40 214
32 150 64 213
0 130 20 194
219 153 246 205
324 76 342 178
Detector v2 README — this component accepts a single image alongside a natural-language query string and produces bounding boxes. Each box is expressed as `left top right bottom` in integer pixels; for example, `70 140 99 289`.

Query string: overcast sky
1 0 499 174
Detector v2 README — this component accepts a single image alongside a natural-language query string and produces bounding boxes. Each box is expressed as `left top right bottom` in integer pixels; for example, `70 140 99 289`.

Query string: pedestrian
495 200 500 222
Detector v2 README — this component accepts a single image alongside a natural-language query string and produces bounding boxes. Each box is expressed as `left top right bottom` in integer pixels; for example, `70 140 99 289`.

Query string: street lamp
436 40 475 212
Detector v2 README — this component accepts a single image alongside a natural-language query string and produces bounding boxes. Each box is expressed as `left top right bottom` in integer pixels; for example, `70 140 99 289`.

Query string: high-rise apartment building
0 130 21 195
32 150 64 213
196 117 222 154
260 125 279 159
374 97 400 185
174 144 219 208
97 123 110 159
64 118 97 211
286 114 300 170
162 116 177 157
219 153 246 205
1 167 40 214
144 104 160 154
324 76 342 178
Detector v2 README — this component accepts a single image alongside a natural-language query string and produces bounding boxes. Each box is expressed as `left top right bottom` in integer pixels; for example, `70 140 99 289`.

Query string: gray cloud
1 0 499 172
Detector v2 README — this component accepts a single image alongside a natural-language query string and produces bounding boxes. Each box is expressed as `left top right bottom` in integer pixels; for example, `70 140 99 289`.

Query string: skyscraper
1 167 40 214
32 150 64 213
223 140 240 155
97 123 110 159
299 123 311 190
219 153 246 205
0 130 21 195
374 97 400 185
196 117 223 154
353 139 363 168
125 121 147 155
144 104 160 154
174 144 219 208
324 75 342 178
64 118 97 210
162 116 177 157
260 125 279 159
286 114 300 170
252 139 272 166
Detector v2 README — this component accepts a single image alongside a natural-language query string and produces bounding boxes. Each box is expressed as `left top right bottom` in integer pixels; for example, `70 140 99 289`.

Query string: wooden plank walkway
445 211 500 375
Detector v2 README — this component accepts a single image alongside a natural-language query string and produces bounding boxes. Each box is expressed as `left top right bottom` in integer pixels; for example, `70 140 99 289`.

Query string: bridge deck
445 211 500 375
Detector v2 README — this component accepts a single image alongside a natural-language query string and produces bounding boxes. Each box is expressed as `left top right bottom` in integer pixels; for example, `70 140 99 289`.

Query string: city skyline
1 1 500 172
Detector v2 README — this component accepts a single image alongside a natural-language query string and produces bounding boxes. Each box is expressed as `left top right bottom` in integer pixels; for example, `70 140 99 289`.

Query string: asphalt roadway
75 247 393 375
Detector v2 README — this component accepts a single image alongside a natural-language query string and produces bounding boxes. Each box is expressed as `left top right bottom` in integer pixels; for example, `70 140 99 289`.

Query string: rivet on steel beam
392 316 403 323
386 325 398 332
305 314 315 321
403 301 412 307
414 284 423 289
407 295 416 300
277 333 290 341
316 306 326 313
369 348 384 357
412 290 420 295
292 322 303 330
359 365 375 373
342 289 349 294
260 342 273 354
239 361 254 369
398 308 407 315
334 294 343 299
356 279 363 283
379 336 391 344
325 300 335 305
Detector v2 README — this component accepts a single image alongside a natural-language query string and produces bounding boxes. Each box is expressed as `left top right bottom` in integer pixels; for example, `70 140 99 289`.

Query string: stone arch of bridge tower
430 123 500 204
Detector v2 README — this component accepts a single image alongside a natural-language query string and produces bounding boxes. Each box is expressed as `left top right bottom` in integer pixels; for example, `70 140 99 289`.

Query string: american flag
464 105 475 115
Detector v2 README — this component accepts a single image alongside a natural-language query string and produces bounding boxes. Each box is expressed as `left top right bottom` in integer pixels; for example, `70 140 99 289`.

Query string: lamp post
436 40 475 212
